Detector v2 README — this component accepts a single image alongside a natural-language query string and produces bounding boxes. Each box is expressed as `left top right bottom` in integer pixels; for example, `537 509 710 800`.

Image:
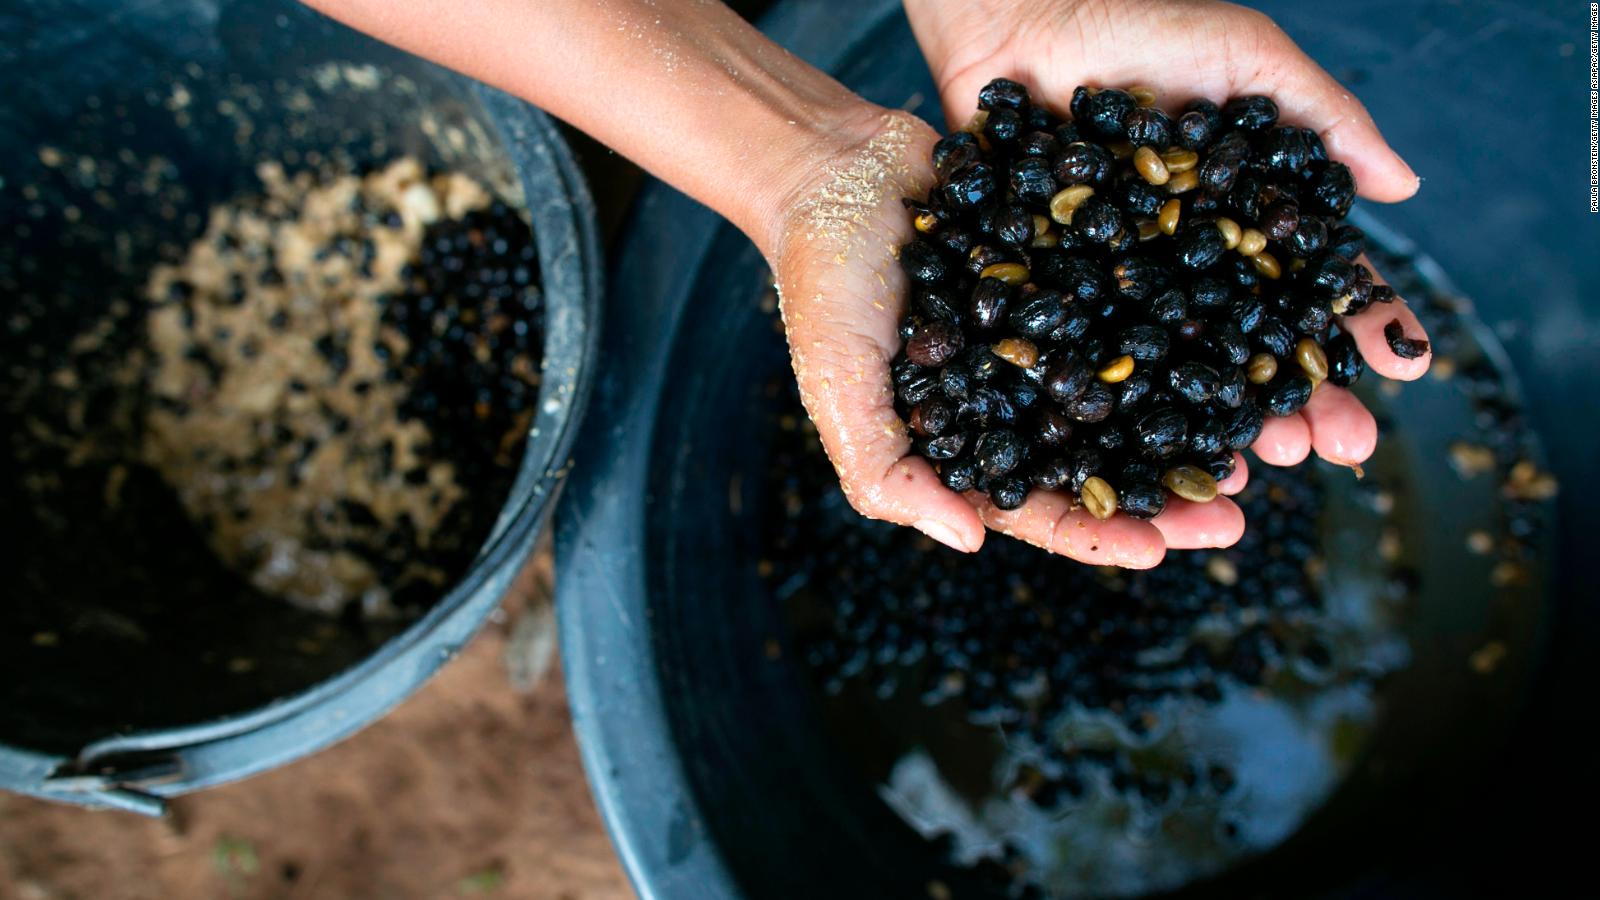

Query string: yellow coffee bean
1097 354 1135 383
1134 146 1170 185
1080 476 1118 520
979 262 1030 285
1163 465 1219 503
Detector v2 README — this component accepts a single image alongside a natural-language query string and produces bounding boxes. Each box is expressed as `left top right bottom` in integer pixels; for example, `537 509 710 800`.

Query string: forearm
304 0 881 259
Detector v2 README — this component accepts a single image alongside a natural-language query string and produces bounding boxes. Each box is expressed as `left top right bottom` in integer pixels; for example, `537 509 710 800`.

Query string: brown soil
0 592 631 900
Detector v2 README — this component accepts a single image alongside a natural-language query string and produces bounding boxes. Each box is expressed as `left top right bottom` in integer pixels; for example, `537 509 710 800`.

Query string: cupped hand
772 0 1429 568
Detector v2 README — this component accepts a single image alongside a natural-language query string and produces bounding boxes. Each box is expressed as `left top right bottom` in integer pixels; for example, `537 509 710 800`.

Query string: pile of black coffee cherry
895 78 1410 517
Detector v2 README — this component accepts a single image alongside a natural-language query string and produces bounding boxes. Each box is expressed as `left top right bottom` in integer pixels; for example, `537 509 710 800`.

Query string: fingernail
914 519 970 552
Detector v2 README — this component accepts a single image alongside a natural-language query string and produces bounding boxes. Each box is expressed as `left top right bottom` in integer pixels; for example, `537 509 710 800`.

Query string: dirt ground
0 567 633 900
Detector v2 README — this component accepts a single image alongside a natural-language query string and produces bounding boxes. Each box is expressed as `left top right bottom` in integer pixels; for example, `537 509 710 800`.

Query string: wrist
725 96 892 263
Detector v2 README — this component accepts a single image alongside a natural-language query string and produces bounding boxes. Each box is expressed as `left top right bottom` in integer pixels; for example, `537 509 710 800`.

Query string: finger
788 318 986 554
1254 28 1418 202
1217 452 1249 495
1302 384 1377 466
975 490 1167 569
1252 412 1312 466
1339 255 1431 381
1151 496 1246 550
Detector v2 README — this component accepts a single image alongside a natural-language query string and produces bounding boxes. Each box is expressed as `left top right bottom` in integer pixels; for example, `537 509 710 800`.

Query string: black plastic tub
558 0 1588 896
0 0 600 813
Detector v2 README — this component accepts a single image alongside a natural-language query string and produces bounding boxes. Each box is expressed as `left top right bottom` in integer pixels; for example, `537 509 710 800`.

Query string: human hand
774 0 1430 567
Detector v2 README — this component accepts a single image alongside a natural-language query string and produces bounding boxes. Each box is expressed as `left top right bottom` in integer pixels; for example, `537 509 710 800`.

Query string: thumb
1261 43 1420 203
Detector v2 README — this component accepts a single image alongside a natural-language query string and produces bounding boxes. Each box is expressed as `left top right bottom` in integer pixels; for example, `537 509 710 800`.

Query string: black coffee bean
1118 179 1165 218
984 106 1024 146
1175 222 1226 270
1215 365 1247 409
911 399 954 436
1148 287 1188 325
1018 130 1060 159
1184 97 1216 146
905 320 964 366
1096 426 1128 451
921 433 967 460
1326 332 1365 387
1306 253 1357 298
964 386 1017 428
1084 88 1136 140
963 345 1003 382
1222 95 1278 131
984 202 1035 248
1112 256 1168 300
1205 452 1237 483
1198 132 1250 193
940 364 973 400
1119 481 1167 519
1123 106 1172 147
1067 446 1103 492
900 241 948 286
1259 126 1314 174
940 457 978 492
1224 403 1265 450
978 77 1030 110
1045 355 1093 403
1030 455 1072 489
1327 224 1366 261
1204 321 1250 366
1053 141 1113 186
897 371 939 406
1189 417 1227 457
1285 216 1328 258
1263 375 1314 417
1037 409 1074 446
1189 276 1231 311
1306 161 1356 217
1008 290 1067 337
1169 361 1221 404
1074 197 1124 243
915 287 962 323
1134 407 1188 459
932 132 980 177
1010 158 1057 207
970 277 1011 330
1117 372 1153 412
1261 202 1300 241
1064 381 1115 422
1119 324 1170 361
1177 109 1216 150
1049 256 1106 304
1009 381 1040 410
943 163 997 210
1231 294 1266 333
1255 318 1295 358
976 429 1025 476
989 476 1029 510
1294 301 1332 335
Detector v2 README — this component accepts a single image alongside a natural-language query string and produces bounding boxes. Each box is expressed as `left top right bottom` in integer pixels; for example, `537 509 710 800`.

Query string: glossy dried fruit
1325 332 1365 387
905 321 964 367
1118 481 1166 519
1263 375 1314 417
